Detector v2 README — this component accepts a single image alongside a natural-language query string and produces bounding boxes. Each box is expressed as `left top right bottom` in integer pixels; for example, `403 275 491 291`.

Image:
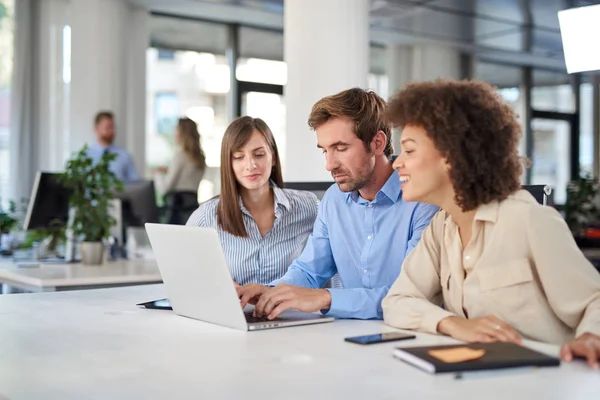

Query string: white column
69 0 149 174
386 0 473 96
9 0 69 201
387 43 463 95
386 45 413 97
37 0 69 171
386 43 464 147
125 6 150 175
284 0 370 182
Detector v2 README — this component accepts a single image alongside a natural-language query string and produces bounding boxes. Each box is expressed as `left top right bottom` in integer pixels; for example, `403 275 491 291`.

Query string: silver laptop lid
145 223 248 331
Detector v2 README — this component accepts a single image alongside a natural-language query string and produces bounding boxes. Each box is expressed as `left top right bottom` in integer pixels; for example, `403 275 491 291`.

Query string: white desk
0 285 598 400
0 258 161 293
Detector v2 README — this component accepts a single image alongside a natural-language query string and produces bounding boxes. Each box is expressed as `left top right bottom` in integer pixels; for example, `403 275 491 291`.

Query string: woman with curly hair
382 79 600 369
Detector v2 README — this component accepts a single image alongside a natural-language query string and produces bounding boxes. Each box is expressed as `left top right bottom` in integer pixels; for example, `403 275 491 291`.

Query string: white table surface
0 258 161 292
0 284 598 400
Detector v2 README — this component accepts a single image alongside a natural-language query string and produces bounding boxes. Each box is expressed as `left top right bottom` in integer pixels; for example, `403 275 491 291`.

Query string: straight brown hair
308 88 393 157
217 116 284 237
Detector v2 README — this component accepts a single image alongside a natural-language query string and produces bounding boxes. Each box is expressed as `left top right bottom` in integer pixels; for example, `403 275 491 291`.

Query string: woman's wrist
437 315 461 336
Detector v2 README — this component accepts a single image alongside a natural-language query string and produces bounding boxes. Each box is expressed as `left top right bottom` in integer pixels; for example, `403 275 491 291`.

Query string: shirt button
368 203 373 208
367 235 372 240
465 255 471 261
363 269 368 274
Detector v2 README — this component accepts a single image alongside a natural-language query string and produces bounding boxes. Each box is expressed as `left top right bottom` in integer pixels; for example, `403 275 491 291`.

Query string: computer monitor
115 180 159 228
23 172 70 231
284 182 334 200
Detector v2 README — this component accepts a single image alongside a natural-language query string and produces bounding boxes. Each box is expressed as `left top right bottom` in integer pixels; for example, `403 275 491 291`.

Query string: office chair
162 191 200 225
284 182 333 200
522 185 552 206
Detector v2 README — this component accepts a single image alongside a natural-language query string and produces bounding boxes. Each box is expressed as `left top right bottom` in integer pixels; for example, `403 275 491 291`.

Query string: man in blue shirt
87 111 139 182
237 88 438 320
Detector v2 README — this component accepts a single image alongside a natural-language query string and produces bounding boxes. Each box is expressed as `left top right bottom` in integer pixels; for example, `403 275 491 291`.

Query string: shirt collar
474 200 500 223
345 157 401 205
272 182 290 210
443 200 500 227
96 143 116 151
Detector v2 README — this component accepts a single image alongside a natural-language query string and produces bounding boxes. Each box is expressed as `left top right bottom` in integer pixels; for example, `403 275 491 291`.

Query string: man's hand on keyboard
237 284 270 308
253 284 331 320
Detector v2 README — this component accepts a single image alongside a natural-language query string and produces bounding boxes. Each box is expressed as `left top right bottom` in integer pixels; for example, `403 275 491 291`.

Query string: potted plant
564 174 600 237
0 199 19 255
21 222 67 258
60 145 123 265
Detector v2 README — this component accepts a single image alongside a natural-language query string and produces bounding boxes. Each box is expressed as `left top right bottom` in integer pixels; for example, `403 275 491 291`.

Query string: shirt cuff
575 321 600 339
320 288 380 320
421 308 456 334
321 288 339 316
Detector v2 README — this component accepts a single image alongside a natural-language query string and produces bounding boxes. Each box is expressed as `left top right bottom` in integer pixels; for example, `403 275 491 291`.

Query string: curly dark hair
387 79 523 211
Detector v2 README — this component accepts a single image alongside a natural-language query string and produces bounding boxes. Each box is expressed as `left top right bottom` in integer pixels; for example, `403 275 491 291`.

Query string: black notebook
393 342 560 374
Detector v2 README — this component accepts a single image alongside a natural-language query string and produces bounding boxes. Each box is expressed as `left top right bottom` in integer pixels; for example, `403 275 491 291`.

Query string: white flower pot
81 242 104 265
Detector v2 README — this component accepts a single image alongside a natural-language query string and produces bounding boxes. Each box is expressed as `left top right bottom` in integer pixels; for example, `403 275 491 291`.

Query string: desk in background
0 284 598 399
0 258 161 293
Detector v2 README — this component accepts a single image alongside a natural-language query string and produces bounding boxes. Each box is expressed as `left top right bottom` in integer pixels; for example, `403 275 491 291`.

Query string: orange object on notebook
428 347 486 363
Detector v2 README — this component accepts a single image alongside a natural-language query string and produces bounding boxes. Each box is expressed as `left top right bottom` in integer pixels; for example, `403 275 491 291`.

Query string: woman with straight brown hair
186 116 319 285
153 117 207 196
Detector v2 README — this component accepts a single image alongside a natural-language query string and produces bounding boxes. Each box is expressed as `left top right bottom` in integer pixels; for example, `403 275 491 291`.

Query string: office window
157 48 175 61
236 57 286 85
236 56 287 177
532 69 574 113
0 0 14 203
474 62 526 179
368 73 389 100
154 92 179 136
530 119 570 204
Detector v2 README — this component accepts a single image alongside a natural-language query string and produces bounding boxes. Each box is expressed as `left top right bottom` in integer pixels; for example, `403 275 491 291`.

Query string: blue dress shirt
87 144 140 182
270 171 439 320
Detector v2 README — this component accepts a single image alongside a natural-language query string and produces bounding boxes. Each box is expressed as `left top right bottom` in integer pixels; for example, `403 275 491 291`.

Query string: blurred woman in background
153 117 206 196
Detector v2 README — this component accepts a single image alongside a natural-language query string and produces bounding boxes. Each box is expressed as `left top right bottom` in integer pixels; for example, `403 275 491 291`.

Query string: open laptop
143 223 334 331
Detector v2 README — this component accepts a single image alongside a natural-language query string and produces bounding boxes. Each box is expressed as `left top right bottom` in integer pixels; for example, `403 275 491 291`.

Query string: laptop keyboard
244 312 281 323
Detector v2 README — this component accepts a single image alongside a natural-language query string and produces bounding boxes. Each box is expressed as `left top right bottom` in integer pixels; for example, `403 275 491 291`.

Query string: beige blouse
382 190 600 344
154 150 205 195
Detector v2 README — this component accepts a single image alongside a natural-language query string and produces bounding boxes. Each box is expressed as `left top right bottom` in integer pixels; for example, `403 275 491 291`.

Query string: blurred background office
1 0 600 212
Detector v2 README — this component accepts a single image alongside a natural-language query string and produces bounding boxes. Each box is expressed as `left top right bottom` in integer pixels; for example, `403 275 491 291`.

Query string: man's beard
332 167 373 193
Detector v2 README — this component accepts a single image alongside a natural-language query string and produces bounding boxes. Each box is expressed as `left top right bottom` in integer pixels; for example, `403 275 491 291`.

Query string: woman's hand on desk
560 332 600 370
437 315 522 344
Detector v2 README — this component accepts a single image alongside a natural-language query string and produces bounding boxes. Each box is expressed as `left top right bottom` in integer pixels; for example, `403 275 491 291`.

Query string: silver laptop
144 223 334 331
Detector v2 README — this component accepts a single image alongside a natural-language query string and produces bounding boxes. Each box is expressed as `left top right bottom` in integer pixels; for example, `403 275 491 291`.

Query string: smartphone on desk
345 332 416 345
137 298 172 310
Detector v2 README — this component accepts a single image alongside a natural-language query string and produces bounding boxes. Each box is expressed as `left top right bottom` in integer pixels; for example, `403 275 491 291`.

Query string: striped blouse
186 185 319 285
